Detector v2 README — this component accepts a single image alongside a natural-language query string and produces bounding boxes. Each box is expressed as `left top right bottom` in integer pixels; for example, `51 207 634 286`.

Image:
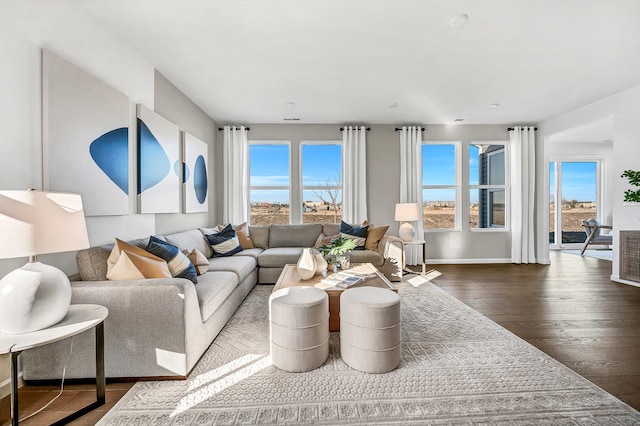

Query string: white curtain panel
399 126 424 265
222 126 248 225
341 126 368 224
509 126 536 264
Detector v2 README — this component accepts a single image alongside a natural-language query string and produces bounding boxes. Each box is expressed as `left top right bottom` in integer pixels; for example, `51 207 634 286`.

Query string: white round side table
0 304 108 425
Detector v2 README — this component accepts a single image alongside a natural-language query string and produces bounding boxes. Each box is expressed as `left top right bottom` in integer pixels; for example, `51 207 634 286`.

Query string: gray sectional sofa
22 223 396 380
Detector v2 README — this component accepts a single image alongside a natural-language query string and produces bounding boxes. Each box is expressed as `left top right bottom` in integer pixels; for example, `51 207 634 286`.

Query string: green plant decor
621 170 640 203
316 236 357 264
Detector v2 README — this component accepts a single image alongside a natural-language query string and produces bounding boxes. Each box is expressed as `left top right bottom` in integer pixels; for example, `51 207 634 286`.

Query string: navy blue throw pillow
146 236 198 284
339 221 368 250
205 233 243 257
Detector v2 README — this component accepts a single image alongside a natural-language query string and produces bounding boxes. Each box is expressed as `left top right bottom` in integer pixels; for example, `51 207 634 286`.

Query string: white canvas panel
183 132 208 213
43 49 129 216
136 104 180 214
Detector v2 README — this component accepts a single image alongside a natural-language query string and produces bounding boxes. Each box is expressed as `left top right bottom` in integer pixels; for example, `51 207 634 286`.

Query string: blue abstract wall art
137 118 170 193
43 49 129 216
89 127 129 194
194 155 208 204
136 105 180 214
183 132 209 213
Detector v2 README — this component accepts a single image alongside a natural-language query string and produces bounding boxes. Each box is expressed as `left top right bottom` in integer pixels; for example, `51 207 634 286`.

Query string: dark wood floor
2 251 639 424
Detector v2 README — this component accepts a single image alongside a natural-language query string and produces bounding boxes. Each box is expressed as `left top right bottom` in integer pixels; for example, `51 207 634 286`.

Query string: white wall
539 84 640 281
230 123 513 262
153 70 217 235
0 4 217 397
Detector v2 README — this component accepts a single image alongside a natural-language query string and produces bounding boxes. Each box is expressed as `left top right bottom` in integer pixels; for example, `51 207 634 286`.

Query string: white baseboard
0 372 23 400
429 258 512 264
610 275 640 288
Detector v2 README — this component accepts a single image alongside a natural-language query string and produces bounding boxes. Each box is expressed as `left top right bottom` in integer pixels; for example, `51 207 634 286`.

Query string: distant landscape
250 202 597 232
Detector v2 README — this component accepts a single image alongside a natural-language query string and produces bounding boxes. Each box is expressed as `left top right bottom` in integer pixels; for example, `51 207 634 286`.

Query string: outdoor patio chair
580 218 613 255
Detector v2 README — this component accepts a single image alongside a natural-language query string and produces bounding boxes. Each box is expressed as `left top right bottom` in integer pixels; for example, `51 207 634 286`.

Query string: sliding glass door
549 161 600 247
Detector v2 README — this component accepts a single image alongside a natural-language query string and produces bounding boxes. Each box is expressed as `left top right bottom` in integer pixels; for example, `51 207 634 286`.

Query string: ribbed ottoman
340 287 401 373
269 286 329 372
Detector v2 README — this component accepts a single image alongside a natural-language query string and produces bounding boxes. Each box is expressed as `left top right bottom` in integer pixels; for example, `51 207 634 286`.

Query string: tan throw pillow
107 238 166 270
183 248 209 275
107 250 171 280
365 225 389 251
235 222 255 249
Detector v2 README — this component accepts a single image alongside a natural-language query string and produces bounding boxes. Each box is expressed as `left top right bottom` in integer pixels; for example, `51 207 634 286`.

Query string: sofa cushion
195 271 239 322
248 226 270 249
348 249 385 267
208 255 257 282
233 248 263 261
258 247 304 268
269 224 322 248
77 246 113 281
165 229 213 258
323 223 340 236
147 236 198 284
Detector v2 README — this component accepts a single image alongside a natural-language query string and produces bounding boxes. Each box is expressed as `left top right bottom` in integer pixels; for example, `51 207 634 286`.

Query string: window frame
299 140 342 223
468 141 510 232
247 140 292 224
422 141 462 232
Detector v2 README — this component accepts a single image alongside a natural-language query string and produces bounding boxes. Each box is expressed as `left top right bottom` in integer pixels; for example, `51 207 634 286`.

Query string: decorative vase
314 252 328 275
336 254 351 270
297 248 317 280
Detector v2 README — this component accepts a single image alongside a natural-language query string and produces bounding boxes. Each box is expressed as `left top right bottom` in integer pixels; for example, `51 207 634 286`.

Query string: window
300 142 342 224
422 143 458 230
248 142 290 225
469 144 507 229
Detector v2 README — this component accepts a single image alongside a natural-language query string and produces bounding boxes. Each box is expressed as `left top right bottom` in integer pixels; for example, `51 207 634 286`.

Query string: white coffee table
0 304 108 426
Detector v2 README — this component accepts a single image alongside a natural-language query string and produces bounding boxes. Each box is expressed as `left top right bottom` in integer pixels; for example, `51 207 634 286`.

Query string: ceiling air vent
283 118 301 121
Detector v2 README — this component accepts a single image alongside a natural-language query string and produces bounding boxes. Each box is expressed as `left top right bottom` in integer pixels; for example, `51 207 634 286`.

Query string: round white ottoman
269 286 329 372
340 287 401 373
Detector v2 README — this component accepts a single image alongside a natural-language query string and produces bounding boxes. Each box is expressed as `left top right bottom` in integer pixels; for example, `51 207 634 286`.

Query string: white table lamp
395 202 420 242
0 190 89 334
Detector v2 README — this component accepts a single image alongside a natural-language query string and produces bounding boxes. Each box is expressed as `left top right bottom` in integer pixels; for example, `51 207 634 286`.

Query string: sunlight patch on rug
172 354 272 417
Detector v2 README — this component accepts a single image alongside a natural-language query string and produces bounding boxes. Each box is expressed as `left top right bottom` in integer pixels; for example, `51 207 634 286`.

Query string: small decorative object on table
296 247 317 280
313 250 328 275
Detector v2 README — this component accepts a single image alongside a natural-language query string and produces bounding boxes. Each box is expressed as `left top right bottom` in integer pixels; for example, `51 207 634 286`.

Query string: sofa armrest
377 235 403 257
22 277 202 379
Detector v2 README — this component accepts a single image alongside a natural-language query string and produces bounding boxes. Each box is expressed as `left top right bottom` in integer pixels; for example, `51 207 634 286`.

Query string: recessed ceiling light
286 102 296 107
449 14 469 27
454 118 464 122
490 103 500 108
389 102 399 108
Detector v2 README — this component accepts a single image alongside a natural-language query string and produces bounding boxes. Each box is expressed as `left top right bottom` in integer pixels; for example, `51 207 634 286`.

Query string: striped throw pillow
146 236 198 284
205 226 243 257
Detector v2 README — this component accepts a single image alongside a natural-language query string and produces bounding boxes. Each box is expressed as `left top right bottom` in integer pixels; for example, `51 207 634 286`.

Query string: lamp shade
0 190 90 259
394 203 420 222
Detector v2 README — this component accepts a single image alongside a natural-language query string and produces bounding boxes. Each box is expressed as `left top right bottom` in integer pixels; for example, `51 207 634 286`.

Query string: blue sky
550 161 597 202
249 144 341 203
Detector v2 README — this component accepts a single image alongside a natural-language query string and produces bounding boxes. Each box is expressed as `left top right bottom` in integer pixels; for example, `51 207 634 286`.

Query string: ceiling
8 0 640 125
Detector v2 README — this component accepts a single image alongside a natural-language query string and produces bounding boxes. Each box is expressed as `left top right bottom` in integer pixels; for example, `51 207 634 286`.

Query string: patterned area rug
98 283 639 425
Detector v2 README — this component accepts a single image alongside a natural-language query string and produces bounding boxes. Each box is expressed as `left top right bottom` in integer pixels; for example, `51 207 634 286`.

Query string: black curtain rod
340 127 371 131
507 127 537 131
394 127 425 131
218 126 251 131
